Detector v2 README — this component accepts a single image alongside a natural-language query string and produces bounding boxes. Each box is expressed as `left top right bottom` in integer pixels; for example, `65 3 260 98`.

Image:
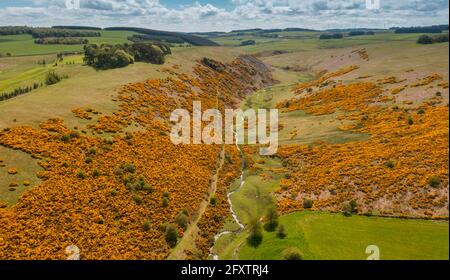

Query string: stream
209 129 246 260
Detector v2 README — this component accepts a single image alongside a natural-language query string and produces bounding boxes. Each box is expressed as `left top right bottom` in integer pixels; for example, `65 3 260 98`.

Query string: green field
212 162 449 260
0 31 135 56
209 31 428 55
239 211 449 260
0 146 42 206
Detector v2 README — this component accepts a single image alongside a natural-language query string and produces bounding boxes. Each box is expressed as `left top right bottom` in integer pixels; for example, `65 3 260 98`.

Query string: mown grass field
239 211 449 260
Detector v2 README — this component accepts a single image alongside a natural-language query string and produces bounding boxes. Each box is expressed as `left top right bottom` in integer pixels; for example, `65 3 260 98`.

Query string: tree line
0 83 41 102
417 34 449 44
30 28 101 38
104 27 218 46
35 37 89 45
0 72 66 102
348 30 375 36
83 42 172 70
319 33 344 39
0 26 100 38
52 26 102 31
394 25 449 34
128 34 185 44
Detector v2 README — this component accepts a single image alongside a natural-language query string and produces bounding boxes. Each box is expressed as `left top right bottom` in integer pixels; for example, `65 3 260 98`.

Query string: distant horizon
0 0 448 33
1 24 448 34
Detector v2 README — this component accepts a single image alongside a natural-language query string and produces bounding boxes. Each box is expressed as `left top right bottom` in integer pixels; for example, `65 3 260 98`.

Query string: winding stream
209 130 246 260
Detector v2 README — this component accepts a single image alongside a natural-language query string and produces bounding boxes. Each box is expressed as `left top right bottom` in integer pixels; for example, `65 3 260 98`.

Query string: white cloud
0 0 448 32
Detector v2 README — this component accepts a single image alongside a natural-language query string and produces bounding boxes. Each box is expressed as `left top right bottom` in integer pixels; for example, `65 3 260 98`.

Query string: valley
0 26 448 260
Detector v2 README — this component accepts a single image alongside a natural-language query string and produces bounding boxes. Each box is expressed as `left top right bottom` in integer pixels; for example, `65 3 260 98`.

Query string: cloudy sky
0 0 448 32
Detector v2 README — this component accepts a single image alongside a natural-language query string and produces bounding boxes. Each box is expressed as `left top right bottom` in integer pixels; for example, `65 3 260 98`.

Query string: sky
0 0 448 32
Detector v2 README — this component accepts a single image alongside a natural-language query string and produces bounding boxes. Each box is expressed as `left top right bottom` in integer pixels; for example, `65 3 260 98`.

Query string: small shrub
342 202 352 217
123 175 133 185
92 169 100 178
61 134 71 142
213 214 221 222
436 91 442 97
163 192 170 198
114 168 124 176
133 195 143 205
282 247 303 260
143 184 154 193
85 156 92 164
162 197 169 207
165 224 178 247
89 147 97 155
428 176 442 188
134 176 146 190
110 189 118 196
77 171 86 179
142 221 151 232
349 200 358 213
210 196 218 206
407 116 414 125
124 164 135 173
384 161 395 169
303 199 313 209
45 71 64 85
417 108 425 114
224 153 232 164
175 212 189 229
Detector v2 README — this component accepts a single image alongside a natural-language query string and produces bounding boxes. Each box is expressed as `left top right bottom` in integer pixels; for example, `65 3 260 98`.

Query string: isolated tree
247 219 263 248
277 225 286 239
165 224 178 247
264 207 279 232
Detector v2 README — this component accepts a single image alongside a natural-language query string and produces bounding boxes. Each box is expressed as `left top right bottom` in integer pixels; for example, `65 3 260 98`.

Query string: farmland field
0 31 136 57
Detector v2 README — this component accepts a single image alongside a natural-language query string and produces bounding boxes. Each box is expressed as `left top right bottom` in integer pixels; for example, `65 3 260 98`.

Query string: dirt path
167 146 225 260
